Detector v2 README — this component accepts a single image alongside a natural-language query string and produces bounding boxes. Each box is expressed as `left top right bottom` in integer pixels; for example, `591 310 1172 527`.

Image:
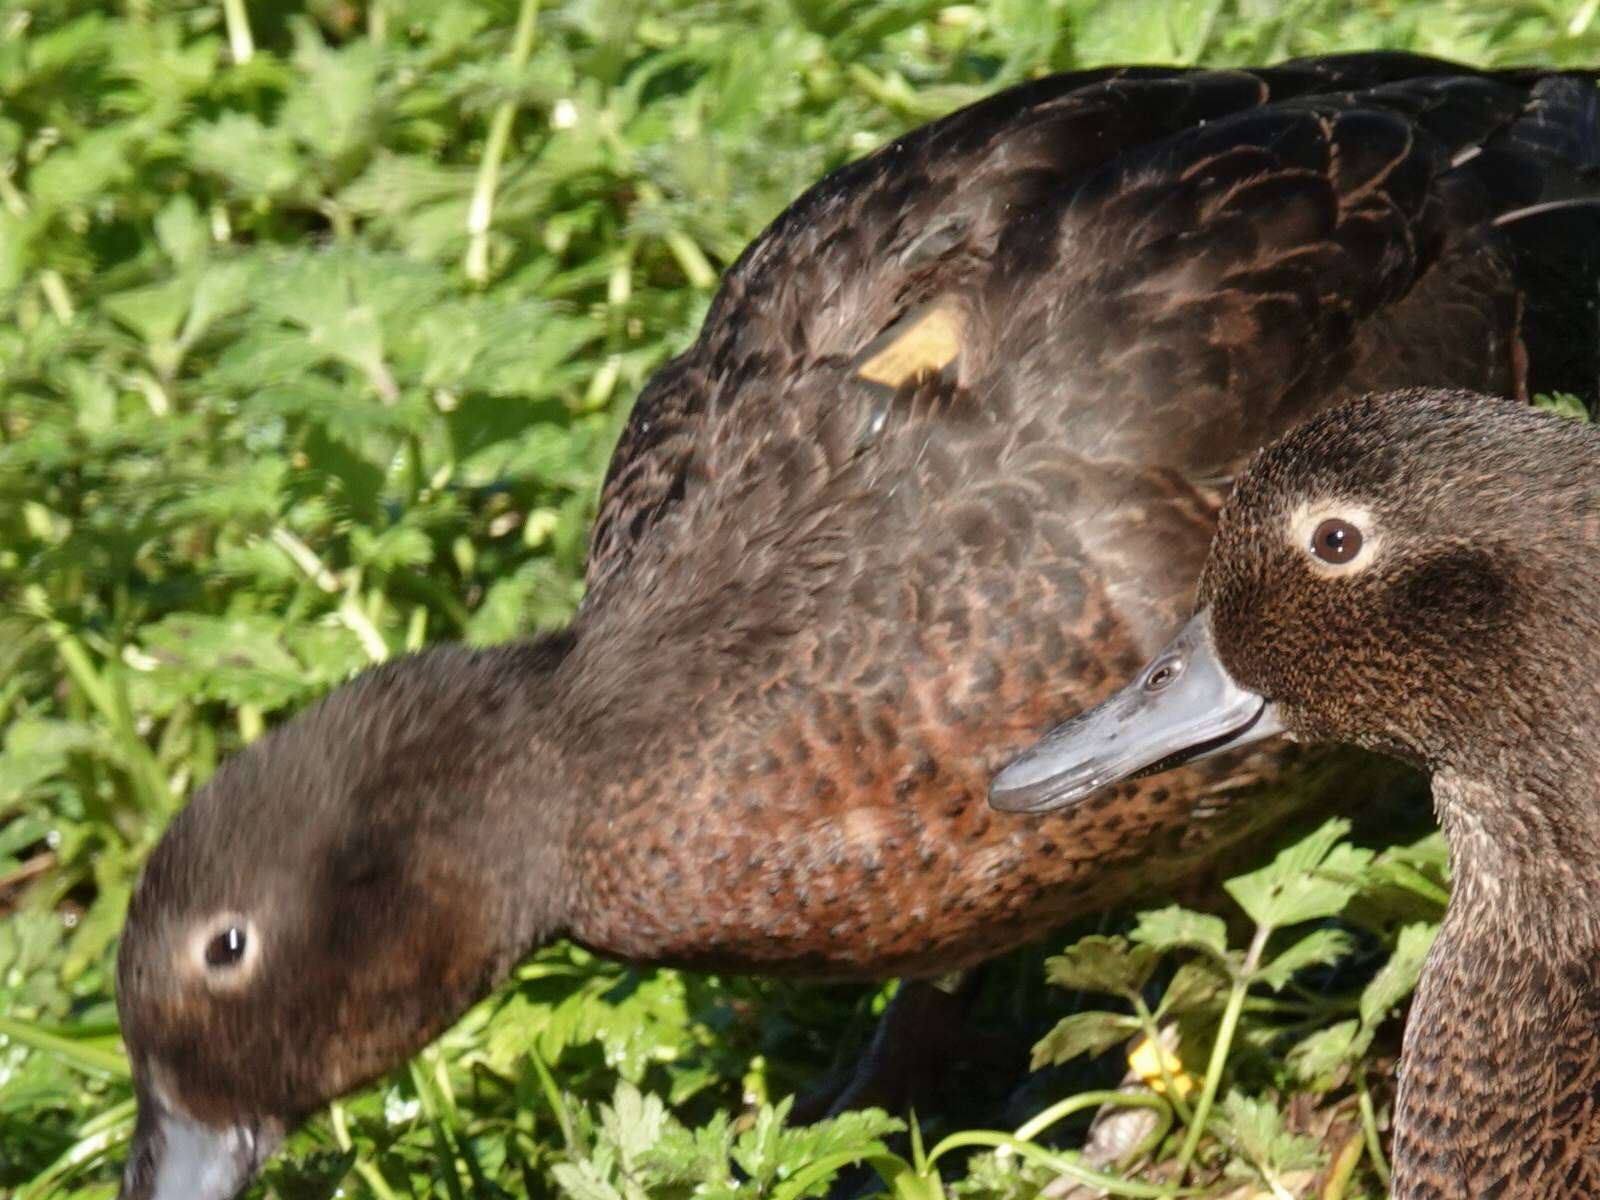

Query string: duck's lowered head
115 637 578 1200
992 386 1593 817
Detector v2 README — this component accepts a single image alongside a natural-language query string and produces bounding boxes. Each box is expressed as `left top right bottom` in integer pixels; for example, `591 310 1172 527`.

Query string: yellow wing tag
1128 1033 1198 1098
855 299 964 389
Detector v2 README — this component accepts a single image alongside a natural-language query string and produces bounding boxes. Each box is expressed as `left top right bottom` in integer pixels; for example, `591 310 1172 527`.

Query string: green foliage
0 0 1587 1196
1536 390 1593 421
1029 820 1450 1192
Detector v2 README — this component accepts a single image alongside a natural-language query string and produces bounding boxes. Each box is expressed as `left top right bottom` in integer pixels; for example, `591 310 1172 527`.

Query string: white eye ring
185 915 260 989
1289 503 1381 576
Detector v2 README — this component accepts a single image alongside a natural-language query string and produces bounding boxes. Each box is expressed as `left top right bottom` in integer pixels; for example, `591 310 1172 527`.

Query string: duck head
115 640 575 1200
993 387 1580 814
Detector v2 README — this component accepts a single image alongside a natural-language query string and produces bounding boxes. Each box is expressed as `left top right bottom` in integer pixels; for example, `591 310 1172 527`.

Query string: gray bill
990 611 1284 814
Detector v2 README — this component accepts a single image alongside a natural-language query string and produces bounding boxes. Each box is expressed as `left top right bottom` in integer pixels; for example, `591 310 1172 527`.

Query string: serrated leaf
600 1081 669 1169
1361 832 1451 914
0 718 104 805
1212 1090 1325 1185
551 1159 627 1200
27 126 137 211
154 195 209 268
180 260 255 349
1157 958 1228 1017
1360 921 1438 1031
350 525 434 571
1130 905 1231 960
1535 391 1590 422
188 113 305 196
1224 819 1373 930
1044 935 1160 997
1071 0 1227 65
1253 927 1354 991
1030 1010 1139 1070
1288 1019 1361 1089
133 614 316 711
280 20 381 164
103 277 192 347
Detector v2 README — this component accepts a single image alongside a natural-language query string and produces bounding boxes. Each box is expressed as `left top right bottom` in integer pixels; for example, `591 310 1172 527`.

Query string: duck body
115 55 1600 1200
569 51 1600 978
994 391 1600 1195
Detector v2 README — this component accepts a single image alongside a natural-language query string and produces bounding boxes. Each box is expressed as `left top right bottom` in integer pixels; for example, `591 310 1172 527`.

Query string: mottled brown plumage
996 390 1600 1196
1204 392 1600 1199
114 54 1600 1199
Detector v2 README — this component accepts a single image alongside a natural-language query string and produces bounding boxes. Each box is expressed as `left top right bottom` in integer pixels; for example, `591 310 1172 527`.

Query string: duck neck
1435 737 1600 885
1389 764 1600 1199
397 634 589 980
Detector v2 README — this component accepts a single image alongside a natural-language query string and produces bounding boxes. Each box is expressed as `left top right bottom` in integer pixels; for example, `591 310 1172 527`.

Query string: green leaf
1030 1010 1140 1070
188 113 305 196
1253 927 1355 991
103 277 192 347
550 1160 627 1200
1360 921 1438 1031
1361 832 1452 914
1288 1019 1361 1089
1043 935 1160 997
600 1082 669 1170
0 718 103 806
27 126 138 211
1212 1091 1325 1187
280 20 381 165
1157 958 1229 1017
1072 0 1228 65
154 195 209 269
133 614 319 711
1534 391 1591 422
1224 819 1373 930
350 524 434 572
1129 905 1231 961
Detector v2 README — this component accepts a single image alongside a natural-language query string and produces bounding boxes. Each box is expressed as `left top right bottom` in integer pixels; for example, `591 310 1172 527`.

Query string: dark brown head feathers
1195 389 1600 1197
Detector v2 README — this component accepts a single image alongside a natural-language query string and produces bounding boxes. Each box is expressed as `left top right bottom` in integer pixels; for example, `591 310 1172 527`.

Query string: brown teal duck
114 54 1600 1199
993 388 1600 1198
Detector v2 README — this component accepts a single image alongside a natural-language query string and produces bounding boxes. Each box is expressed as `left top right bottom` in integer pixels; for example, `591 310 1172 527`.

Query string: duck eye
204 926 248 970
1310 517 1363 565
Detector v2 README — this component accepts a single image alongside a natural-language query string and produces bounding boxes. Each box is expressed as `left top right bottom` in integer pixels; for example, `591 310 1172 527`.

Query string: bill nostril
1144 657 1183 692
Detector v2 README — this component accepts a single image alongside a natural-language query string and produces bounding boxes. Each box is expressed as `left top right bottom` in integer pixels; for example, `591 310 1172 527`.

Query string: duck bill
990 611 1284 814
119 1092 279 1200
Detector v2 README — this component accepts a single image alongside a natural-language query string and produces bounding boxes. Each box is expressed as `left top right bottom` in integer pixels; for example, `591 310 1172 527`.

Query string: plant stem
40 270 74 321
12 1099 137 1200
331 1101 402 1200
36 613 172 817
920 1130 1194 1199
221 0 253 63
1321 1129 1365 1200
1175 922 1272 1182
1356 1068 1391 1186
634 180 716 289
1010 1089 1170 1144
1132 998 1194 1123
0 1014 131 1078
465 0 540 284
